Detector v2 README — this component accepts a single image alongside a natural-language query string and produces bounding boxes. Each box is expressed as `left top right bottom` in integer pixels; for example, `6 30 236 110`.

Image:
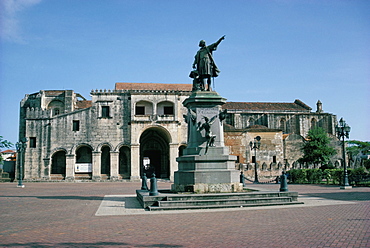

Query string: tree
0 136 13 164
347 140 370 156
347 140 370 168
298 127 336 167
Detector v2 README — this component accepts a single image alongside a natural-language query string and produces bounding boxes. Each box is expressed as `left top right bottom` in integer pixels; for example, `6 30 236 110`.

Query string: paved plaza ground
0 181 369 248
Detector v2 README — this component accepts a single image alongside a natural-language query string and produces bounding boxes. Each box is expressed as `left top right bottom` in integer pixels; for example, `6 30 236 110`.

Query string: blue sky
1 0 369 147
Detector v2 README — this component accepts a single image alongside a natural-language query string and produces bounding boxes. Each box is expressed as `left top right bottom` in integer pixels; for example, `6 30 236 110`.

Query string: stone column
130 144 140 181
92 151 101 181
110 151 119 180
43 158 50 180
169 143 179 181
65 154 75 181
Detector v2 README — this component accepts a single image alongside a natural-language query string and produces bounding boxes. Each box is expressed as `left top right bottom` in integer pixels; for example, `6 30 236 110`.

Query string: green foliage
0 136 13 149
298 127 336 166
364 160 370 170
331 169 344 185
347 140 370 156
288 169 307 184
288 168 369 185
320 163 335 171
306 169 323 184
323 169 332 184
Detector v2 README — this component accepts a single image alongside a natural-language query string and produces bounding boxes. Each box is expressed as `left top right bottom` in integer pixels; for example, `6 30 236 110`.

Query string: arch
70 143 94 155
51 150 66 176
47 100 65 116
137 125 172 144
51 147 68 155
96 142 114 152
101 145 111 175
75 145 92 163
157 101 175 115
279 118 286 133
135 100 153 115
119 146 130 179
248 117 255 127
311 118 317 129
139 126 171 179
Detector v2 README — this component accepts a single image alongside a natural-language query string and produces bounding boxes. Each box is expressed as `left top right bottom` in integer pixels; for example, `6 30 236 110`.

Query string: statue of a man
192 35 225 91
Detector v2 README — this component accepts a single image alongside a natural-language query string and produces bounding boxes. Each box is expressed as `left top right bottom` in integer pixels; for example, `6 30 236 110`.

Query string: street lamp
335 118 352 189
249 136 261 184
15 137 28 188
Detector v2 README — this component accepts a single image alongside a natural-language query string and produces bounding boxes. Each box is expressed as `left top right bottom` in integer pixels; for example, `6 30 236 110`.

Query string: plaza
0 182 369 247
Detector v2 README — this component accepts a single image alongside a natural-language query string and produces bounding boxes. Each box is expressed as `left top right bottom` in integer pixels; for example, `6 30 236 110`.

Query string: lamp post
249 136 261 184
335 118 352 189
15 137 28 188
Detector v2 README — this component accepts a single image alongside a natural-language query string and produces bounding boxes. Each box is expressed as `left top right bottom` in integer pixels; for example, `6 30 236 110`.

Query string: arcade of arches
49 128 175 180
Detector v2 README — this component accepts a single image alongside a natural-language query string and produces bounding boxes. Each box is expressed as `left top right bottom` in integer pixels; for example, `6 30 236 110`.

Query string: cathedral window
53 108 60 116
29 137 36 148
280 118 286 132
157 101 174 116
248 118 255 127
136 106 145 115
101 106 110 118
163 106 174 115
73 120 80 131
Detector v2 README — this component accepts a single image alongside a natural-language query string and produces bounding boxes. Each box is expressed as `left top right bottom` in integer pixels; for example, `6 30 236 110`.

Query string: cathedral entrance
140 127 170 179
51 150 66 180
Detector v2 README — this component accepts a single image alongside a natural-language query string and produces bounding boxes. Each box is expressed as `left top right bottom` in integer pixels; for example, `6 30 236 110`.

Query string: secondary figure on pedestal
198 115 217 154
192 35 225 91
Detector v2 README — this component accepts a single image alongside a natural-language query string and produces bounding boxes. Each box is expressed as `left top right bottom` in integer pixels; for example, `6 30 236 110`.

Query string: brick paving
0 182 369 248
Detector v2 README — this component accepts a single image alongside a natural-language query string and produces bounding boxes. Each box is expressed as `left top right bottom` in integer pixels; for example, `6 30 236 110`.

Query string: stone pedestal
172 91 242 193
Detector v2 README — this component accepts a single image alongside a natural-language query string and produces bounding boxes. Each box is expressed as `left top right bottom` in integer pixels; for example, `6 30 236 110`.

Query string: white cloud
0 0 42 43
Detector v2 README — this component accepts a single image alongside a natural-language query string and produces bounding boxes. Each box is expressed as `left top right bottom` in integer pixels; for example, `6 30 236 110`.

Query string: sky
0 0 369 148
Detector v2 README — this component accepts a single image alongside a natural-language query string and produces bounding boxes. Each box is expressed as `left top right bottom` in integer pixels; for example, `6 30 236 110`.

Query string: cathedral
18 82 341 181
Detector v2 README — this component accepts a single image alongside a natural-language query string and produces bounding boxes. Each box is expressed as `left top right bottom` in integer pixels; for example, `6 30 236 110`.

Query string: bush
306 169 323 184
331 169 343 185
364 160 370 170
288 169 306 184
323 169 332 184
320 163 335 171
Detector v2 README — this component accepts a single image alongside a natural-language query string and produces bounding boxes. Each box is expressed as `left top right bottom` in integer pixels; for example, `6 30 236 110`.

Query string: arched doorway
75 145 92 179
140 127 170 179
51 150 66 179
119 146 130 179
101 146 110 179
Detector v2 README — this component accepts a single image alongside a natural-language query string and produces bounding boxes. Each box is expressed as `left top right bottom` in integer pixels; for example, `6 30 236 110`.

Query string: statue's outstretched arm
216 35 226 45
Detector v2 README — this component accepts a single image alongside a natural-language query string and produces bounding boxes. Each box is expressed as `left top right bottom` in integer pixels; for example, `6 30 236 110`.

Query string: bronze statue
198 115 217 154
192 35 225 91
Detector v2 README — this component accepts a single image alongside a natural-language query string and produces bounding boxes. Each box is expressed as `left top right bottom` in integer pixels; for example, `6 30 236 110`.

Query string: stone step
148 201 303 211
164 192 291 201
157 196 293 207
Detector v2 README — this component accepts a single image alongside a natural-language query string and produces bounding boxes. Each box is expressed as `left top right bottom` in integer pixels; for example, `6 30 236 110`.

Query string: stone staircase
137 190 303 211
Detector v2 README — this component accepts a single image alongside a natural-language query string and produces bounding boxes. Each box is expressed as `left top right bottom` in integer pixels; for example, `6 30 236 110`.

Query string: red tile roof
76 100 92 109
1 150 15 153
222 99 311 112
115 82 192 91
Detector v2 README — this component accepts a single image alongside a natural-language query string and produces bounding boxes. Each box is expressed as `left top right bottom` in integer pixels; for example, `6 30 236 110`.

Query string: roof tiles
115 82 192 91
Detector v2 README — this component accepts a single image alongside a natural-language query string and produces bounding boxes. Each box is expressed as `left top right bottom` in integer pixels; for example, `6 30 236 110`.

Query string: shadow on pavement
301 192 370 201
0 241 183 247
0 195 104 201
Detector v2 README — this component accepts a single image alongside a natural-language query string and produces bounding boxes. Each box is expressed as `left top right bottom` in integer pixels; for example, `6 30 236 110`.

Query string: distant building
1 150 16 162
18 83 341 181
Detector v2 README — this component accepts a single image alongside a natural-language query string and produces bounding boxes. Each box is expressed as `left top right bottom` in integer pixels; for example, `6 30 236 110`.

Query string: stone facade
18 82 342 181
